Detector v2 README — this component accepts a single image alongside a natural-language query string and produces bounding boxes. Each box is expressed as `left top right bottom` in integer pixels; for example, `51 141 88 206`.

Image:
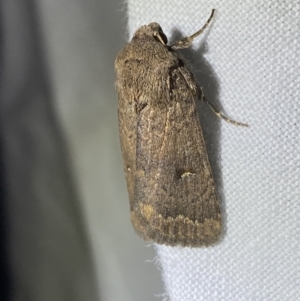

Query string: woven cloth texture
128 1 300 300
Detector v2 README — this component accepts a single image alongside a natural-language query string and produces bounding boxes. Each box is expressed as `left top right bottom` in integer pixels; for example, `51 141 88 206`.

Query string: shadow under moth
115 9 247 247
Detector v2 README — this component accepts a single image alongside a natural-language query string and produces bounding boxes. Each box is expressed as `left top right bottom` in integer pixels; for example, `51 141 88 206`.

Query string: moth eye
154 31 168 45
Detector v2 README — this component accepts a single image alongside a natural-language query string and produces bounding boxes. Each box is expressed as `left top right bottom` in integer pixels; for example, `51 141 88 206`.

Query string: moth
115 9 247 247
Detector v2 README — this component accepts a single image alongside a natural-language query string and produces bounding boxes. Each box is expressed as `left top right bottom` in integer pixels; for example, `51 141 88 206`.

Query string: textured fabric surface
0 1 163 301
128 1 300 300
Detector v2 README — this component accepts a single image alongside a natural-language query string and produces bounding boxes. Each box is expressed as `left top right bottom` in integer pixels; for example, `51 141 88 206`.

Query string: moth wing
132 67 221 247
116 62 138 210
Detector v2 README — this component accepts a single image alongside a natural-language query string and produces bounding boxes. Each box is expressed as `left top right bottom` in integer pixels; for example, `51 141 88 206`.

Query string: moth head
133 23 168 45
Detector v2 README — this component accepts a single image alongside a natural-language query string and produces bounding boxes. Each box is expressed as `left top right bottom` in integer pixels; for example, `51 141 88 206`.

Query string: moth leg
199 87 249 127
171 9 215 50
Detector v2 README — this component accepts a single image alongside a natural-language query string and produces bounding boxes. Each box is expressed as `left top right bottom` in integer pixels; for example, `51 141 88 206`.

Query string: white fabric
128 1 300 300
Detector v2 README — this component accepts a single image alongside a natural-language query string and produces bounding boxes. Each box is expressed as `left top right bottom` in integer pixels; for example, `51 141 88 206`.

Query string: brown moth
115 9 247 247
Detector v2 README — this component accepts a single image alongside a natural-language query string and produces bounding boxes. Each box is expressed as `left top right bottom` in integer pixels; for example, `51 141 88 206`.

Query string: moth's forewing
115 25 221 247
